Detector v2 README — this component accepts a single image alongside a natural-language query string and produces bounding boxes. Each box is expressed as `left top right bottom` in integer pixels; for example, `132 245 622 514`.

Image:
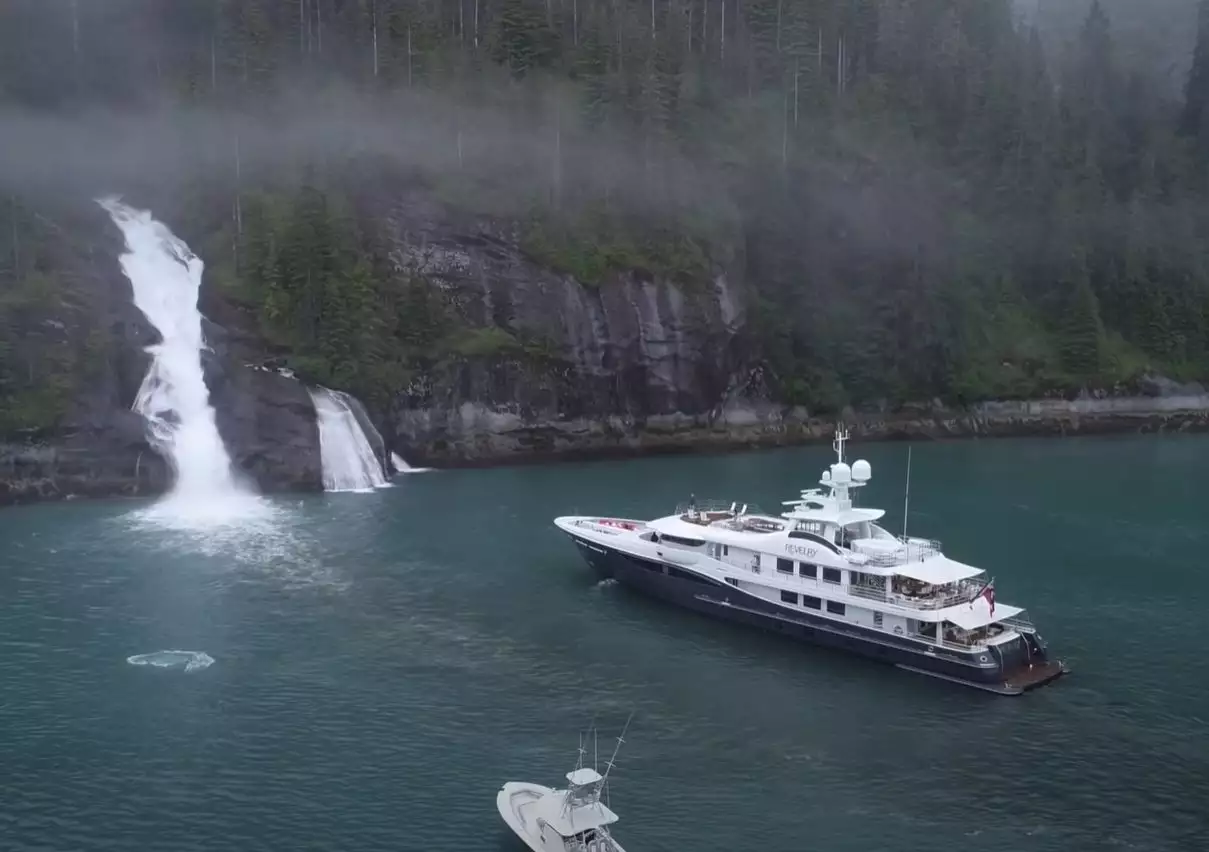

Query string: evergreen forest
4 0 1209 432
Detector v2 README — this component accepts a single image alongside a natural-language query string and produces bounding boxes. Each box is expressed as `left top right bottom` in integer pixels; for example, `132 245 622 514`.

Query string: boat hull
566 533 1064 696
497 782 628 852
496 782 551 852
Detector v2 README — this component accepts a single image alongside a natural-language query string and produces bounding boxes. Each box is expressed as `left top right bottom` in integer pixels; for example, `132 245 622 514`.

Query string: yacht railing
998 614 1036 633
848 537 943 567
846 577 983 610
675 499 767 517
568 518 646 535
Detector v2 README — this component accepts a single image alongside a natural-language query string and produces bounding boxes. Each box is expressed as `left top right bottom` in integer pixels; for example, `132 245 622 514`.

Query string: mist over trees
3 0 1209 431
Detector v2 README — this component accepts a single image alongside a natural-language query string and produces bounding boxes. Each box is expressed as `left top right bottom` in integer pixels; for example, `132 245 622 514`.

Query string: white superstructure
555 427 1065 695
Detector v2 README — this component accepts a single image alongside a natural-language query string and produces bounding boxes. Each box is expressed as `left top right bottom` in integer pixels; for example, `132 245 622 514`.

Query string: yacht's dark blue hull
567 534 1065 696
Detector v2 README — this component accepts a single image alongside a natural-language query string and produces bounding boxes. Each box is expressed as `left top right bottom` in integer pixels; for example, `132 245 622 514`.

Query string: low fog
0 81 733 225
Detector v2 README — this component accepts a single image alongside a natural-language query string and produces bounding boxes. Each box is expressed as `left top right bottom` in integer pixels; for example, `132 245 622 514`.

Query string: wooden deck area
1004 660 1067 693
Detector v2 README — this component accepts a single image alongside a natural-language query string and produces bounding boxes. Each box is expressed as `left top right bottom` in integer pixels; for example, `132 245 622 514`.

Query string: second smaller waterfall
391 452 431 474
308 387 390 492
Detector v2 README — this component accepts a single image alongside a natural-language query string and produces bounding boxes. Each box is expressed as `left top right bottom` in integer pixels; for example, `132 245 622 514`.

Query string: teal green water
1 436 1206 851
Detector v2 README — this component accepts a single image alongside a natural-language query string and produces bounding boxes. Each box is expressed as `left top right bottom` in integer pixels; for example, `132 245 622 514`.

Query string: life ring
979 654 989 663
893 626 903 635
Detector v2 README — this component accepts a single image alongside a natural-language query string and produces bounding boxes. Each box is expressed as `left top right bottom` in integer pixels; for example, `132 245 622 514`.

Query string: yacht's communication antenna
821 470 832 483
852 459 871 482
833 424 850 462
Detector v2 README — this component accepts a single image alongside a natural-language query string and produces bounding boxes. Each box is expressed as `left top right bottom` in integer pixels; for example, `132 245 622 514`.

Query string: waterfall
308 387 390 492
391 451 431 475
100 198 250 516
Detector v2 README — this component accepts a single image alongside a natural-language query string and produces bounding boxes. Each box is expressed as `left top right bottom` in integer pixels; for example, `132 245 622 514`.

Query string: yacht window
780 590 798 605
723 545 729 556
776 558 794 574
726 577 739 587
661 534 705 547
822 567 842 584
802 595 821 610
873 611 883 628
826 600 846 615
799 562 817 578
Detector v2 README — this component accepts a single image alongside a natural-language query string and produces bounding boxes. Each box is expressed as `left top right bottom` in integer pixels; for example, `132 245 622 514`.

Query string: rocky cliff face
4 192 1209 508
0 201 321 506
378 189 748 462
372 193 1209 466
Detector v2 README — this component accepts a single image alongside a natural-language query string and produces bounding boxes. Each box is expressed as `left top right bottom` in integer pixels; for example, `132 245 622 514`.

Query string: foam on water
100 198 271 529
126 650 214 672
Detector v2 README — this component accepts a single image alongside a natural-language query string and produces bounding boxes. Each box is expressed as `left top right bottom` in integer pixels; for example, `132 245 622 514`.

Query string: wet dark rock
0 198 322 506
4 190 1209 507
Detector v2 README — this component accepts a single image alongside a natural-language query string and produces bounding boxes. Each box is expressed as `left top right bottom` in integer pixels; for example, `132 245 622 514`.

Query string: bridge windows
799 562 818 578
822 567 842 584
776 558 794 574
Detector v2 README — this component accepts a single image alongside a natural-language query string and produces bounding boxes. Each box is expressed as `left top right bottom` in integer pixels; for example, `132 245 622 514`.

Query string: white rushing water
391 451 431 475
309 387 391 492
101 198 265 526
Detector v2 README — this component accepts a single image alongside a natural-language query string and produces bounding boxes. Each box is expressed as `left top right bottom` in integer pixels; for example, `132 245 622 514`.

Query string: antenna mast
598 712 633 809
902 445 912 540
833 423 848 463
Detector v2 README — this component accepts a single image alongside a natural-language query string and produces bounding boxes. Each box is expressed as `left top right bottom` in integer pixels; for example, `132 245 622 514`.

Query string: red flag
969 578 996 617
981 582 995 617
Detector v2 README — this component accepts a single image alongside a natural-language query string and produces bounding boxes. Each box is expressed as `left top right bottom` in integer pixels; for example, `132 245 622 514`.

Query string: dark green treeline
4 0 1209 431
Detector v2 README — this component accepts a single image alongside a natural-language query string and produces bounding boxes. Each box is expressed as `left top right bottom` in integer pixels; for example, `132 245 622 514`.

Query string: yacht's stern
1003 659 1068 693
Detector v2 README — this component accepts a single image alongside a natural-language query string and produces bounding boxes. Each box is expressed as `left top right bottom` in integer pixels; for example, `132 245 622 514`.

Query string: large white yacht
554 428 1066 695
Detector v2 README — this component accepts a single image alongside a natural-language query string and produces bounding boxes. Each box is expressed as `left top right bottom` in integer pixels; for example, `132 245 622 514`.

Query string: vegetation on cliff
4 0 1209 429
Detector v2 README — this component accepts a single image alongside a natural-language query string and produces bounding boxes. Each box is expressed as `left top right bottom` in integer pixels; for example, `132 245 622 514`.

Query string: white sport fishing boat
497 724 631 852
554 427 1067 696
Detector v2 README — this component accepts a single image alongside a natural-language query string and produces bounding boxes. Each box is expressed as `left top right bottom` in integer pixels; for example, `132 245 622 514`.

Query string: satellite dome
831 462 852 484
821 470 832 482
852 459 872 481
